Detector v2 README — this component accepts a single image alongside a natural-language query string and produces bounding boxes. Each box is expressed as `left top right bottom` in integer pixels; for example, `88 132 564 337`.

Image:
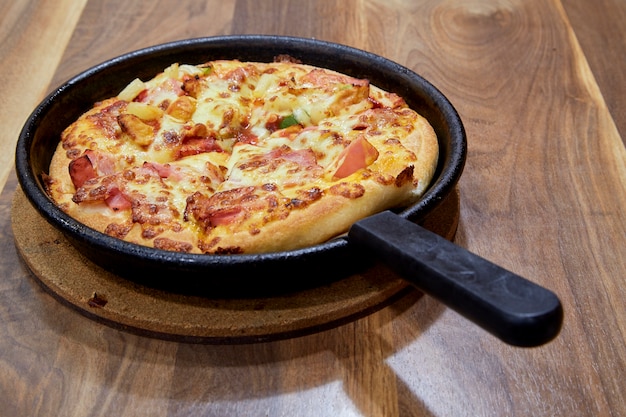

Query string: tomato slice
332 136 379 179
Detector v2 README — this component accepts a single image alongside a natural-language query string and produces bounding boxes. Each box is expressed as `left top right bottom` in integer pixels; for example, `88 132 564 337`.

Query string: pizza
44 57 439 254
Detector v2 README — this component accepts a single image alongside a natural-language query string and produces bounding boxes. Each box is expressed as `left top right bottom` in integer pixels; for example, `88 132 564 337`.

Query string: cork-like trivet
12 187 459 343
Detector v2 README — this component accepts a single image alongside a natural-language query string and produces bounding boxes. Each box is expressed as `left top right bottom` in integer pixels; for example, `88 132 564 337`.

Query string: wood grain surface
0 0 86 192
1 0 625 416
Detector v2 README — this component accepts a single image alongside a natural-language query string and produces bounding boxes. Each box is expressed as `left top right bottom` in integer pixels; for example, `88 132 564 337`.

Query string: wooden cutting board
11 186 459 343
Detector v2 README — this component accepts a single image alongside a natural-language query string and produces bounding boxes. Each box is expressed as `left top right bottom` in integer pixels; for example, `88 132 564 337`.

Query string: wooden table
2 0 625 415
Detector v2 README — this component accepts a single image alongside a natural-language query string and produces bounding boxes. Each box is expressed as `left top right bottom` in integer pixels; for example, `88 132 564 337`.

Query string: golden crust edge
44 61 440 255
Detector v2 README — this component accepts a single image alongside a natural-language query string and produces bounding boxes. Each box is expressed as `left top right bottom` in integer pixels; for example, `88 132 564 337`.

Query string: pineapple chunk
126 101 164 121
118 78 146 101
166 96 196 122
117 114 154 146
163 63 180 79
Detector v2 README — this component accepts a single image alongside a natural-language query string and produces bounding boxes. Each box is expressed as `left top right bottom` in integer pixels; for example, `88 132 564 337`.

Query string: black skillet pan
15 35 562 347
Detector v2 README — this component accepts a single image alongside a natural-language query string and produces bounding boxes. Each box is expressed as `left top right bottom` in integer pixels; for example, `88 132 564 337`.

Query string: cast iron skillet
15 35 562 347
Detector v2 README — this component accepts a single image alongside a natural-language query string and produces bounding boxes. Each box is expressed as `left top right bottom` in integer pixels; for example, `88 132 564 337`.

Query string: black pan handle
348 210 563 347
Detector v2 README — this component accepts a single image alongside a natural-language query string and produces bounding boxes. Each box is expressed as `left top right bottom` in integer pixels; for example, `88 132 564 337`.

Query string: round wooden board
11 187 459 344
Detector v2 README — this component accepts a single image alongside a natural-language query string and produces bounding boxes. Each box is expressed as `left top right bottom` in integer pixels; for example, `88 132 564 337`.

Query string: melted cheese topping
46 59 438 254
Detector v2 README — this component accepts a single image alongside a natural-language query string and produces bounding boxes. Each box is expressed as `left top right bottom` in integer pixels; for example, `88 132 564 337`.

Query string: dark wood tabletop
1 0 625 415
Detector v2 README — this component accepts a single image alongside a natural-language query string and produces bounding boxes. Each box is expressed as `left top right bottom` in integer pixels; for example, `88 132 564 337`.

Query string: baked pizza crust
45 60 439 254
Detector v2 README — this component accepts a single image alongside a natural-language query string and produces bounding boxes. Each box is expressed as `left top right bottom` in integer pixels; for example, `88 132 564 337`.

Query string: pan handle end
349 211 563 347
